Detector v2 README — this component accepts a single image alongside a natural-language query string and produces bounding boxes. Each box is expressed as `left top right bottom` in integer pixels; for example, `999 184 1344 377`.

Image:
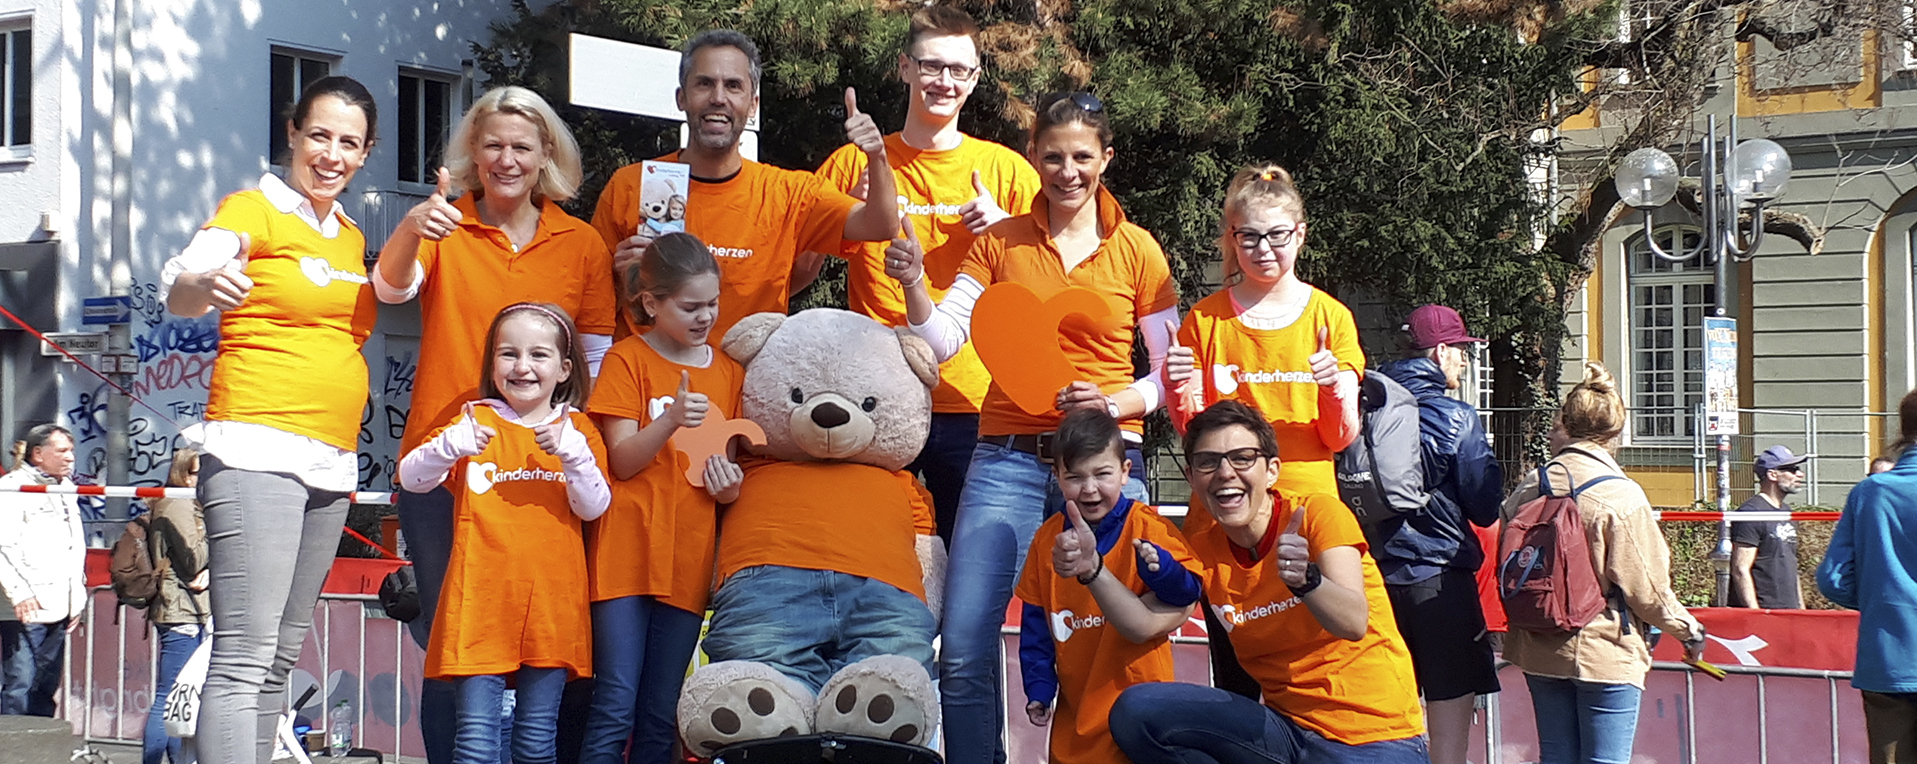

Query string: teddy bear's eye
861 397 878 412
790 387 804 404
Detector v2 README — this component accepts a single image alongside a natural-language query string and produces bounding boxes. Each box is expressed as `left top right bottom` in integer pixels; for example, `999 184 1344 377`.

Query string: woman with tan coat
1500 362 1706 764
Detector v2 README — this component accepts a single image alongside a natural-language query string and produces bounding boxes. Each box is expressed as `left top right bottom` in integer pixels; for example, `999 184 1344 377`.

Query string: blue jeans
939 441 1148 764
580 597 704 764
1525 674 1641 764
0 619 67 716
143 624 207 764
703 566 935 692
909 413 980 548
400 486 458 764
453 667 567 764
1109 682 1431 764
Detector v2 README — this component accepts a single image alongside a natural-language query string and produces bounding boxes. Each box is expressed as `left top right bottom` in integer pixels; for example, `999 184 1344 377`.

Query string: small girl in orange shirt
399 302 609 764
580 232 745 764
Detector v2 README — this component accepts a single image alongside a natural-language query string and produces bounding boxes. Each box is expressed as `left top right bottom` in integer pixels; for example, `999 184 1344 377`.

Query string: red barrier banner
1648 607 1858 673
85 549 407 596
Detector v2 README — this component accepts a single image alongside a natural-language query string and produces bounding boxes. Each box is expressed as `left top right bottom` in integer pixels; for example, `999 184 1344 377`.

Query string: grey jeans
196 454 350 764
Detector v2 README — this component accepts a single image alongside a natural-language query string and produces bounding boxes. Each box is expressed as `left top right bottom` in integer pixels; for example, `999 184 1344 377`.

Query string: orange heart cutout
971 282 1119 416
673 413 768 487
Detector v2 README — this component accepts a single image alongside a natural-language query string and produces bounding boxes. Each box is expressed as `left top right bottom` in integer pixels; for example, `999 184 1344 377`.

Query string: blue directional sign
83 295 133 325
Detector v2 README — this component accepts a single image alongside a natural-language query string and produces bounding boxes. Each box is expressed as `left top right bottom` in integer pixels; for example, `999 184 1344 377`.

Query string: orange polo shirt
593 155 860 341
399 196 617 457
424 404 606 680
586 335 744 612
1184 490 1424 745
957 187 1177 436
1178 288 1363 535
1015 503 1196 764
716 460 935 601
202 190 376 450
816 134 1040 414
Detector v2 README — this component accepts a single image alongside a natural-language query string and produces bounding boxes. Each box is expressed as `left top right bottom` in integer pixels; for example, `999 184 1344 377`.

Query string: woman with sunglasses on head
1107 400 1427 764
890 91 1179 764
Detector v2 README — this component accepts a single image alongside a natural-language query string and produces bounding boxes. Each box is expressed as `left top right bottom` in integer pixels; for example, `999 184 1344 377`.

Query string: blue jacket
1373 358 1504 584
1817 448 1917 693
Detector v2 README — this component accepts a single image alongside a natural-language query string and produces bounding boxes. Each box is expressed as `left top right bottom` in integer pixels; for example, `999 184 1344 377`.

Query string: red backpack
1497 458 1620 634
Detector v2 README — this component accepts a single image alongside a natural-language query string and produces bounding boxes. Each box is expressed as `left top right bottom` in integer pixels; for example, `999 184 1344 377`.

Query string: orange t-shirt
424 403 606 680
957 187 1178 436
400 196 617 456
1184 491 1424 745
593 155 860 341
585 336 745 612
1178 288 1363 535
1015 503 1196 764
716 460 935 601
815 134 1040 414
202 190 376 450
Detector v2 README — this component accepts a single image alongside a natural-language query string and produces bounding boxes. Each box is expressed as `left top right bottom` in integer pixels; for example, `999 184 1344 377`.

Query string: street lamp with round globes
1731 138 1792 202
1616 147 1680 209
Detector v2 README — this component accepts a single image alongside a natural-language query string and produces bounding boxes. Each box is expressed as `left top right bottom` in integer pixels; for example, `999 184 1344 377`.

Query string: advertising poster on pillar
1704 316 1738 435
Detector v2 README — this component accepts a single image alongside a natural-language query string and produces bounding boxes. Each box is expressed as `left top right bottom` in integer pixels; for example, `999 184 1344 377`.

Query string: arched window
1626 225 1712 441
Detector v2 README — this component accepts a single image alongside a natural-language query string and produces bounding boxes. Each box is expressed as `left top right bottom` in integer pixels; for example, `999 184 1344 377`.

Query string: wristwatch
1288 562 1323 596
1105 396 1121 419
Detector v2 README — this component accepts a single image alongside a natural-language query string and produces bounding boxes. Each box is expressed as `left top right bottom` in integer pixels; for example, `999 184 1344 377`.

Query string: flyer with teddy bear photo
640 160 689 235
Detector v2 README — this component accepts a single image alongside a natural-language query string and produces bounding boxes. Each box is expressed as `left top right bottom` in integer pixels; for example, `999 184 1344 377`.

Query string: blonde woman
1501 363 1705 764
373 85 616 764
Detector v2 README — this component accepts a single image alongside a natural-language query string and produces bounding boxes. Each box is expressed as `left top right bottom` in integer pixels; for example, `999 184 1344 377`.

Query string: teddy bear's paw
677 661 816 757
813 655 938 747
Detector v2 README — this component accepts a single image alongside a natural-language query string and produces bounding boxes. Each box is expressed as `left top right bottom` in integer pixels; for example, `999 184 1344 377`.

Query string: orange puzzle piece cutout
673 413 768 487
971 282 1118 416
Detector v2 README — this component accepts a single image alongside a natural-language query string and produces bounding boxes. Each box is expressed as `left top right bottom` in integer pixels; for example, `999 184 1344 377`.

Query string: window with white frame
1628 225 1712 441
1 23 29 158
269 49 333 161
397 69 455 185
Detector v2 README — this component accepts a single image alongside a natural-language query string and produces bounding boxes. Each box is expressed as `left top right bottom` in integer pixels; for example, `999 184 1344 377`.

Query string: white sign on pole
569 33 759 160
41 332 107 357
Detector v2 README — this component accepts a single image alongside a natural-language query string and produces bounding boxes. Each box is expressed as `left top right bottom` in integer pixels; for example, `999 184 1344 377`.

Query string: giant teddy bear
676 309 947 757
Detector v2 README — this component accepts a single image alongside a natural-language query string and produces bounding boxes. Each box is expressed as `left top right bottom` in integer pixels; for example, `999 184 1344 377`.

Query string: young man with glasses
807 6 1041 547
1733 445 1808 609
1375 304 1504 764
1105 401 1427 764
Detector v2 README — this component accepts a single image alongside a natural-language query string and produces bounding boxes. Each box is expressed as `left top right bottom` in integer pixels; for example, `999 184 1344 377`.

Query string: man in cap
1731 445 1808 609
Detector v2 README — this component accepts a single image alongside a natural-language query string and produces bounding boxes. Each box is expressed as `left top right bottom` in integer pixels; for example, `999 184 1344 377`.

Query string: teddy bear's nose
810 402 851 429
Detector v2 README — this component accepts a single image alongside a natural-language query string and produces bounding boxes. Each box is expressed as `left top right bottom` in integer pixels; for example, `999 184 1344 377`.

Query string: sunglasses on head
1042 91 1104 113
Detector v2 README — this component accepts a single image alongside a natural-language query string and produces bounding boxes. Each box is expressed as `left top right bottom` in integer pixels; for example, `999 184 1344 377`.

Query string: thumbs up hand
204 231 257 311
884 216 925 286
406 167 465 241
844 88 885 157
958 170 1010 235
1165 320 1194 386
664 370 711 429
1309 326 1340 389
1275 506 1312 588
1053 500 1103 584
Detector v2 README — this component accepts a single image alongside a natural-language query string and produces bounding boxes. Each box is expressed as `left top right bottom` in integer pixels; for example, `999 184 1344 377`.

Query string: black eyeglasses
1773 465 1803 474
1231 228 1300 250
1042 91 1105 113
909 56 980 81
1188 447 1271 475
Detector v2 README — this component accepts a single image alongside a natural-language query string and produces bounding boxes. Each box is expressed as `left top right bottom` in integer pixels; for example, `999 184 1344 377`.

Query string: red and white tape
0 483 395 505
1655 510 1841 522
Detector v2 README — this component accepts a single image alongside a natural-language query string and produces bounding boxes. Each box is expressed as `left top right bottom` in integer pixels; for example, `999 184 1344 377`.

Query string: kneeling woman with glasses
1107 400 1428 764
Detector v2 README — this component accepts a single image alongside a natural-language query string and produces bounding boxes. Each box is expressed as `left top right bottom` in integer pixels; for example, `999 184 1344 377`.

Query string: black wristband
1288 563 1323 596
1077 557 1104 586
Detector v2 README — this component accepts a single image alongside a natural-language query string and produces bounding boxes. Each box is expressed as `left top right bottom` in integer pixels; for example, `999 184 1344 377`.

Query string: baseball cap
1753 445 1810 473
1404 305 1485 350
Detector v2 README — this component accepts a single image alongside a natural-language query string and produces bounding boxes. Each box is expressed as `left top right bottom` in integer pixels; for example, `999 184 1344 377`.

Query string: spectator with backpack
0 423 85 717
1498 362 1704 764
1374 304 1503 764
141 447 211 764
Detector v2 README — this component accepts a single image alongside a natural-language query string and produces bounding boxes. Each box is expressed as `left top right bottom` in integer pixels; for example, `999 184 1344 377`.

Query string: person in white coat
0 424 86 717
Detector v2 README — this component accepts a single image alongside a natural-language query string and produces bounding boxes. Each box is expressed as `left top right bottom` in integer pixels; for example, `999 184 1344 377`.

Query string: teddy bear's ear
722 312 787 365
895 328 941 390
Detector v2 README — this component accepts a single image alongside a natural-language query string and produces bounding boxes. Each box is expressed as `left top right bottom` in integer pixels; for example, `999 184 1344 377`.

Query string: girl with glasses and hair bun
1162 163 1366 697
890 91 1180 764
